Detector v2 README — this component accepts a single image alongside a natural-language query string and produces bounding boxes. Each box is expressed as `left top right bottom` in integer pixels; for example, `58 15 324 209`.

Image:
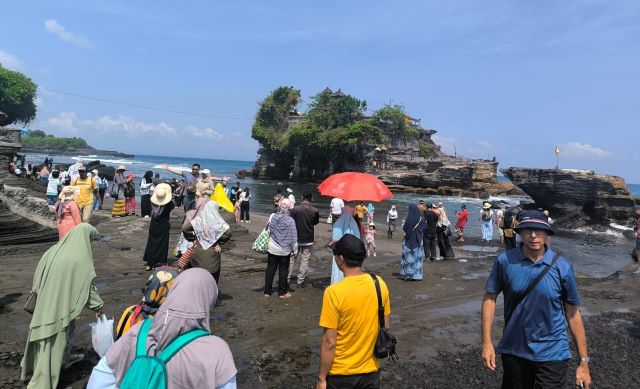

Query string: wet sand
0 207 639 388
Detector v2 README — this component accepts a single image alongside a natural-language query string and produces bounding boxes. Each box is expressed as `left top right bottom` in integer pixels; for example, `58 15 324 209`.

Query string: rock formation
501 167 636 225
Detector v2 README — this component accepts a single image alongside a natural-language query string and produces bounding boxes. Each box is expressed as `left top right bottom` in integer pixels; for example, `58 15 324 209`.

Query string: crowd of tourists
16 159 624 389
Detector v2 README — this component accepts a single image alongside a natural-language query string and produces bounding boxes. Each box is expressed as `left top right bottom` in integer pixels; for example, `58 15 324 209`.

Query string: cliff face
252 127 507 196
502 167 636 225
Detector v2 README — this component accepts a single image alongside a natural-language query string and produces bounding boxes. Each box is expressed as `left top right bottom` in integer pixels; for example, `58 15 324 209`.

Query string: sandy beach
0 204 639 388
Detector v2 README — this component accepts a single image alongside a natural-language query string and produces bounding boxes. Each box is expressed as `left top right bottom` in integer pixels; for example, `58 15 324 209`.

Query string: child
124 173 136 216
366 222 377 257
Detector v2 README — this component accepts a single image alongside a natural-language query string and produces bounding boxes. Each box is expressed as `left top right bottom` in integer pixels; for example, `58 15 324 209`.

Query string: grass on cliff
22 130 89 150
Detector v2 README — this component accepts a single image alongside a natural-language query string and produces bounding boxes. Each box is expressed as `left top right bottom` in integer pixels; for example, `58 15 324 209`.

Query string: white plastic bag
90 314 114 357
327 214 333 224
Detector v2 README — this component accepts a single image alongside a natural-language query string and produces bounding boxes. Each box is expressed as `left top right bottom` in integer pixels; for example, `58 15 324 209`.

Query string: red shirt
456 209 468 228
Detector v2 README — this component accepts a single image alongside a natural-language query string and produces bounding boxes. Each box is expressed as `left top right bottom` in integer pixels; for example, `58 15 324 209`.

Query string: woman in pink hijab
87 268 237 388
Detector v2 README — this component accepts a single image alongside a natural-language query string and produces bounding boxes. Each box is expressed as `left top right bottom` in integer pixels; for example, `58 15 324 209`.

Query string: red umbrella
317 172 393 202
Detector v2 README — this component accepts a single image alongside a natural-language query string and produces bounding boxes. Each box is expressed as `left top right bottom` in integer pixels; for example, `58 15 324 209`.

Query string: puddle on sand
461 272 487 281
425 300 482 319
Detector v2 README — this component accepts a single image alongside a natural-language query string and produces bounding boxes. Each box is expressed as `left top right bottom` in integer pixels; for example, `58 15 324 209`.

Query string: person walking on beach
229 182 240 206
96 173 108 210
330 197 344 225
480 202 494 241
54 186 81 239
45 170 61 205
21 223 104 389
366 222 377 257
124 173 136 216
481 210 591 389
264 198 298 299
162 163 229 212
423 203 439 261
317 234 390 389
495 205 505 243
288 192 320 288
499 209 518 250
67 159 83 182
367 203 376 224
140 171 154 218
72 166 98 222
142 183 175 271
238 187 251 222
87 268 237 389
400 204 427 281
436 202 455 259
330 207 361 284
111 165 127 218
387 205 398 238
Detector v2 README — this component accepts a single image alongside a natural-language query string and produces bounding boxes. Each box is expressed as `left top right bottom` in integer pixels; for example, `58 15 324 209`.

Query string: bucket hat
117 165 126 171
151 183 172 206
58 186 80 201
514 210 554 236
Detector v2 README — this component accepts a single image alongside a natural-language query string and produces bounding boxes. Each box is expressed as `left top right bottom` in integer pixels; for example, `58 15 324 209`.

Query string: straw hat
201 168 211 175
482 202 492 210
58 186 79 201
151 183 172 206
117 165 126 171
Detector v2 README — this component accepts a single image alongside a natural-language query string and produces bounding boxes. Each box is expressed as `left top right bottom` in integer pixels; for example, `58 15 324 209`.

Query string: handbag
110 183 119 199
369 273 398 360
252 229 270 253
24 289 37 314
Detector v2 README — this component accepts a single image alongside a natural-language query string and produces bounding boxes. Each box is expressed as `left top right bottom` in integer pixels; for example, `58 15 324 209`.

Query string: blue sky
1 1 639 182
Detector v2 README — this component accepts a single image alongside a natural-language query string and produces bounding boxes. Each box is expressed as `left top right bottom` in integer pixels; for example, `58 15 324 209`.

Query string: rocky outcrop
0 127 22 162
501 167 636 225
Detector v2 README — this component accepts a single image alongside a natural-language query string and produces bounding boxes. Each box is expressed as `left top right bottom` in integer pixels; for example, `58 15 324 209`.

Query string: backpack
481 210 491 221
119 318 210 389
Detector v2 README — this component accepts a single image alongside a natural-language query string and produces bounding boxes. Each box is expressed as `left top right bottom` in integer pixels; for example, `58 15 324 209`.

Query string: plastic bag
90 314 114 357
105 191 111 200
327 214 333 224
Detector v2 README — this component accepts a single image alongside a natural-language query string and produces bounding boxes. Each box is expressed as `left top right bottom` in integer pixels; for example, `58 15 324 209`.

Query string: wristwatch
579 356 590 364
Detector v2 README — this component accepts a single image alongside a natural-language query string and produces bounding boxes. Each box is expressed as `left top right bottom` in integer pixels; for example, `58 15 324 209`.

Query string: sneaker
373 252 377 257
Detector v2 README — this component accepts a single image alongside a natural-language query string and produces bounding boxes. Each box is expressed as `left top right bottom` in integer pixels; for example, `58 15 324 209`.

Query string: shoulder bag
505 252 561 325
252 214 274 254
369 273 398 361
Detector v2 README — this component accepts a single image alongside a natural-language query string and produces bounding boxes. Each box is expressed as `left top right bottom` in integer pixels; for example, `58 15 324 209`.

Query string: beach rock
501 167 636 225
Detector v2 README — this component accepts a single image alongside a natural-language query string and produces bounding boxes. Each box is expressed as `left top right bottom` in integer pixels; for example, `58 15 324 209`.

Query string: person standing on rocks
21 223 104 389
481 210 591 389
499 209 518 250
288 192 320 288
54 186 81 240
72 166 98 222
495 205 505 243
317 234 390 389
67 159 84 182
386 205 398 238
264 198 298 299
142 183 175 271
423 203 439 261
454 204 468 241
436 202 455 259
140 171 154 218
480 202 494 241
162 163 228 212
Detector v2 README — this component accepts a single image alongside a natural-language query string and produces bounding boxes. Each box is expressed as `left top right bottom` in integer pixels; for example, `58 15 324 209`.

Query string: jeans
423 234 437 259
501 354 568 389
326 371 380 389
288 245 312 284
265 253 290 296
240 201 250 221
46 195 57 205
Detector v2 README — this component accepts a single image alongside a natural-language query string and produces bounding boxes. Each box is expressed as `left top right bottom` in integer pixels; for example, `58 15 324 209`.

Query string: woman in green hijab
20 223 104 389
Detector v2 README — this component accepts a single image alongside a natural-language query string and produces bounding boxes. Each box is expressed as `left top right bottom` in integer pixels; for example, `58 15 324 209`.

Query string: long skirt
437 229 455 259
141 194 152 217
400 242 425 280
481 220 493 240
143 220 170 267
112 199 126 217
21 323 74 389
331 256 344 284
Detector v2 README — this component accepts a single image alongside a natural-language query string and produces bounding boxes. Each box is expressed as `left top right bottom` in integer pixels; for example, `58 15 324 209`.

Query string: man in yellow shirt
317 234 390 389
72 166 98 222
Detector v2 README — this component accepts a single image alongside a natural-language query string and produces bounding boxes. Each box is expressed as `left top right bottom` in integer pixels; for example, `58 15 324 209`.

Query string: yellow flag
211 183 235 213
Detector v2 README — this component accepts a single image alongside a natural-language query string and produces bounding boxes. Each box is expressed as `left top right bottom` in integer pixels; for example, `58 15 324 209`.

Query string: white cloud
558 142 611 158
44 112 227 142
0 49 23 70
476 140 494 149
44 19 95 49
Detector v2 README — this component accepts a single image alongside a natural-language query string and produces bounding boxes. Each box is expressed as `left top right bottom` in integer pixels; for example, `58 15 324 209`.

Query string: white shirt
330 198 344 215
288 194 295 205
68 163 82 181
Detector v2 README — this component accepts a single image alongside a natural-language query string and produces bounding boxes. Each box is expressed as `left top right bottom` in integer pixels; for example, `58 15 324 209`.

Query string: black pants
327 371 380 389
501 354 568 389
437 229 455 259
141 194 152 217
183 193 196 212
240 201 250 221
505 236 517 250
264 253 290 295
423 234 437 259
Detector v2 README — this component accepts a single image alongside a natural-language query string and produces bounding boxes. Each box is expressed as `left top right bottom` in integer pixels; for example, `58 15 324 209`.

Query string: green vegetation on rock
22 130 89 150
419 143 436 158
0 66 38 125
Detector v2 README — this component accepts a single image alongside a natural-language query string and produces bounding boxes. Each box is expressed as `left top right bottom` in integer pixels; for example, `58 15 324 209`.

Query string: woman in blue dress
330 206 361 284
400 204 427 281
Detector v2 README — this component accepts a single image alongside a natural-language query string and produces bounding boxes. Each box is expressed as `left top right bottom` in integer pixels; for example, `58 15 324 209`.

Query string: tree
307 89 367 130
372 103 420 145
28 129 46 137
252 86 301 151
0 66 37 125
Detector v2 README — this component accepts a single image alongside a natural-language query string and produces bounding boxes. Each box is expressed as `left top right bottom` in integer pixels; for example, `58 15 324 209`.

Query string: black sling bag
505 252 561 326
369 273 398 361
